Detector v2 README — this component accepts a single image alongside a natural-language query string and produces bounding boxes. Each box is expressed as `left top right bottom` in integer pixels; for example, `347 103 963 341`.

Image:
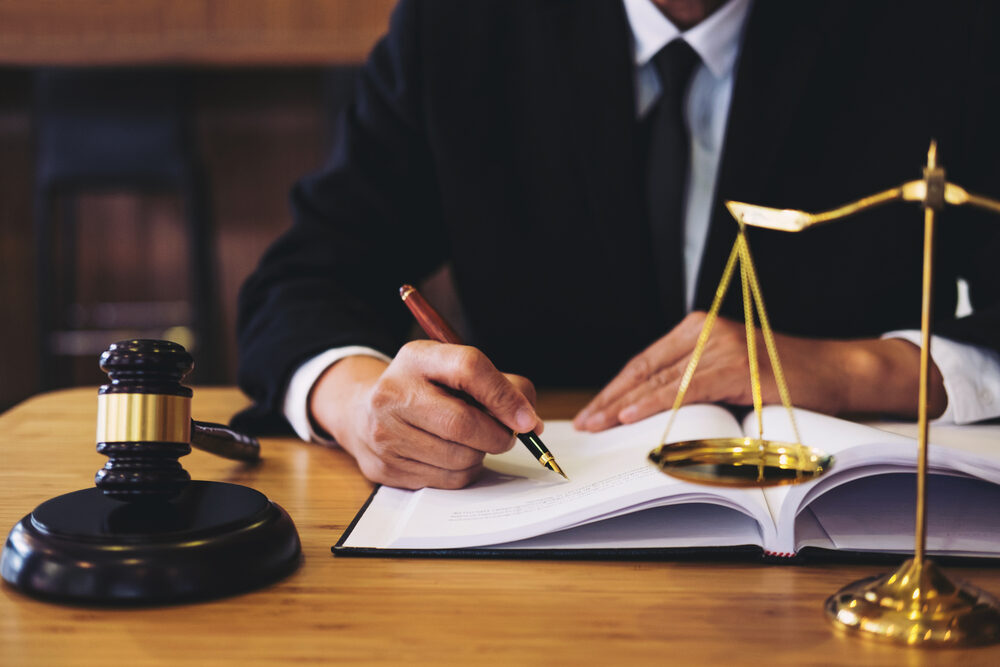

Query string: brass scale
645 142 1000 646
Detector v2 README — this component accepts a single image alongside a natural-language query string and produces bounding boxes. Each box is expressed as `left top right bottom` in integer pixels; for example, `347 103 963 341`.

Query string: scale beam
728 180 1000 233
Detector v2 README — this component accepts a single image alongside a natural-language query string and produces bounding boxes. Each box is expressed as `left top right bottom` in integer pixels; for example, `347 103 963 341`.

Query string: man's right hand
309 341 542 490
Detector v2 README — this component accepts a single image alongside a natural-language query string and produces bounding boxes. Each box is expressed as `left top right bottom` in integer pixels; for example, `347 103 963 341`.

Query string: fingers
338 340 544 489
617 367 741 426
573 350 654 429
574 313 707 430
370 408 490 474
503 373 543 434
354 442 486 491
400 385 519 456
398 340 541 433
574 315 767 431
358 389 516 489
590 361 688 430
504 373 537 407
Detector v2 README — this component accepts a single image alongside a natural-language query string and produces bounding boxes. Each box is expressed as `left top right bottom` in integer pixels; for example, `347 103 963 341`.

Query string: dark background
0 67 353 409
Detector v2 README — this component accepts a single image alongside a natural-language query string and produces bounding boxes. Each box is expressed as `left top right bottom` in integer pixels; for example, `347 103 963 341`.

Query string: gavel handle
190 421 261 462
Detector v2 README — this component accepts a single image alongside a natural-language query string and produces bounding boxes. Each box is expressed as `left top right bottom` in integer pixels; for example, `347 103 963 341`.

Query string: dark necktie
646 39 700 325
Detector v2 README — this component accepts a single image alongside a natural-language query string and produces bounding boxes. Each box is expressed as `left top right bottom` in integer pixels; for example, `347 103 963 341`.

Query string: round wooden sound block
1 481 301 604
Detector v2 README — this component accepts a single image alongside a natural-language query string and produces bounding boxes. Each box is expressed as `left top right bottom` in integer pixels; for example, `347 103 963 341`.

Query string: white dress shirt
283 0 1000 441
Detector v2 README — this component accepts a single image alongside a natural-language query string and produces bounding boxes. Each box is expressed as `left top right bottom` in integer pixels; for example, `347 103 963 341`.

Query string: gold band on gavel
96 393 192 444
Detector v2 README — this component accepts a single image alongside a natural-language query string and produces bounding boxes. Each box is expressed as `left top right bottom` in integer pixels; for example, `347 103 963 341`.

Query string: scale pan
648 437 833 488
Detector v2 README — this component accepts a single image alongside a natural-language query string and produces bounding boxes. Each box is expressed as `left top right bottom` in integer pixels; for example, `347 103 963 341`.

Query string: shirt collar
622 0 752 79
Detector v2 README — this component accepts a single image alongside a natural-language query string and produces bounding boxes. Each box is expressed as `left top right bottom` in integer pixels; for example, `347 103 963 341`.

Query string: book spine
761 550 800 564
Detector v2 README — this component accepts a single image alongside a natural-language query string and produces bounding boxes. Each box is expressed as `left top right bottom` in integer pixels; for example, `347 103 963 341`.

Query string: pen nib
548 461 568 480
533 440 568 480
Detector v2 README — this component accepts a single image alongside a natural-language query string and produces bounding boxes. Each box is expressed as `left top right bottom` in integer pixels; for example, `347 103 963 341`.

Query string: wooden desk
2 388 998 666
0 1 395 65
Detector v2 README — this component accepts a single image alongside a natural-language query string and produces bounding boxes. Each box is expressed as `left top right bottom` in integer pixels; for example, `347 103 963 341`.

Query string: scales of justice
647 142 1000 646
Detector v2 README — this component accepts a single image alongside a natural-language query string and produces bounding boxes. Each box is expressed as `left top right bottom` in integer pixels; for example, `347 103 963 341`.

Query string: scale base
826 558 1000 646
1 481 301 605
648 437 832 488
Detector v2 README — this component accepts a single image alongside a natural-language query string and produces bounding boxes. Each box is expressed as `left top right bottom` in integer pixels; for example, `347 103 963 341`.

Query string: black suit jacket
235 0 1000 432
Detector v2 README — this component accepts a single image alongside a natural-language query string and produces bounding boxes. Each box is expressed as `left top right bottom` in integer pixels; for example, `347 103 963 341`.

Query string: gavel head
95 339 194 501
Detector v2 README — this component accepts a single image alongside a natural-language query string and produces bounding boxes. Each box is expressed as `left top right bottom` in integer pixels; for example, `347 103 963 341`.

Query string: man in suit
237 0 1000 489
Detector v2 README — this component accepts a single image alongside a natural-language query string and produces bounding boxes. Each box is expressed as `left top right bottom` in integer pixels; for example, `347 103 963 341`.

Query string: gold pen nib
538 451 568 479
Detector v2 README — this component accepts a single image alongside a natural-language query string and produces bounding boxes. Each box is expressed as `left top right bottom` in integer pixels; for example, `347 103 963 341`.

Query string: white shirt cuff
282 346 393 443
883 330 1000 424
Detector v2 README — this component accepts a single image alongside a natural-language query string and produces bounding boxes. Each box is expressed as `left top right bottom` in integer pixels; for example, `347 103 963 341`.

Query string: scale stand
727 142 1000 646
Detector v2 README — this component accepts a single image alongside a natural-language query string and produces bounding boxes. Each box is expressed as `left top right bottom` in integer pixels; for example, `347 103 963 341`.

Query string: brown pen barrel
399 284 462 345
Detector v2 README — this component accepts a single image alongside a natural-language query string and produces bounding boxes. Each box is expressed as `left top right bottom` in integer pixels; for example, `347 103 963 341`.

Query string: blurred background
0 0 396 410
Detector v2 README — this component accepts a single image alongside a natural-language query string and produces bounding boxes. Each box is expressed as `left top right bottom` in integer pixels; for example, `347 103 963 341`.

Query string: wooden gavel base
1 481 301 605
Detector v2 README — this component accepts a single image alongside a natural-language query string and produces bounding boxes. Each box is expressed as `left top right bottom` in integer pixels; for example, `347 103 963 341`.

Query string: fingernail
618 405 639 422
619 405 638 422
516 408 537 432
584 413 605 430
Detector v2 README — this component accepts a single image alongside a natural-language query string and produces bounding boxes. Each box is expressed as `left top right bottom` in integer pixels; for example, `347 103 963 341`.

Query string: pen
399 284 568 479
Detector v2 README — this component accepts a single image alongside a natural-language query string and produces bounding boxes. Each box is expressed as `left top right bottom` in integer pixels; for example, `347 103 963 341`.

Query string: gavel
1 338 301 604
95 339 260 500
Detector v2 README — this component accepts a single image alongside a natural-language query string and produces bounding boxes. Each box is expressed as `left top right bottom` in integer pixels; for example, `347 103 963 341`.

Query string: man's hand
309 341 542 490
574 312 947 432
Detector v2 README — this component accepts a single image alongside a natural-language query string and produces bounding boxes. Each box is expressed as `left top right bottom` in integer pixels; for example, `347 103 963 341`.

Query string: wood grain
2 387 999 665
0 0 395 65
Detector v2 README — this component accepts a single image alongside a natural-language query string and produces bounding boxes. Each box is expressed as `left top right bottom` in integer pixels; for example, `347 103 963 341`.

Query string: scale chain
658 241 741 446
658 230 803 449
736 232 803 446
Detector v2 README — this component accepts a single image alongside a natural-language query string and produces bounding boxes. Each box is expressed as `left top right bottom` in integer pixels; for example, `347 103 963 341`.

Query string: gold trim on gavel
96 393 192 444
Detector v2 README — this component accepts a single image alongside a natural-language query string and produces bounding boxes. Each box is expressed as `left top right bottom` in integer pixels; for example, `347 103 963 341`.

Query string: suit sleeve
235 0 446 433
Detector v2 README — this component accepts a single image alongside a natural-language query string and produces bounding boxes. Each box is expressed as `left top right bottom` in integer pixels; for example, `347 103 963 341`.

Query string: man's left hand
573 312 946 432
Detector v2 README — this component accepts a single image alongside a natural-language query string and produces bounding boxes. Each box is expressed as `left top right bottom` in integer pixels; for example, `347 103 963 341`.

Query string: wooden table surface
0 0 395 65
2 387 999 666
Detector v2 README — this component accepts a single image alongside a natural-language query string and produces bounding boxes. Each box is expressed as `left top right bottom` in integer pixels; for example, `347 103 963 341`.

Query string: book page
747 407 917 544
743 407 1000 556
805 472 1000 556
344 404 774 550
870 421 1000 463
488 503 766 550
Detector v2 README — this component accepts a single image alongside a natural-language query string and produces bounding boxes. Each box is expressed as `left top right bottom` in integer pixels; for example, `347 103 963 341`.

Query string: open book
335 406 1000 560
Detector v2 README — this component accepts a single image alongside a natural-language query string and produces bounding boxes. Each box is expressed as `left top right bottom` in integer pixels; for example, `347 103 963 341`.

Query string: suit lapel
694 1 848 310
540 0 666 331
